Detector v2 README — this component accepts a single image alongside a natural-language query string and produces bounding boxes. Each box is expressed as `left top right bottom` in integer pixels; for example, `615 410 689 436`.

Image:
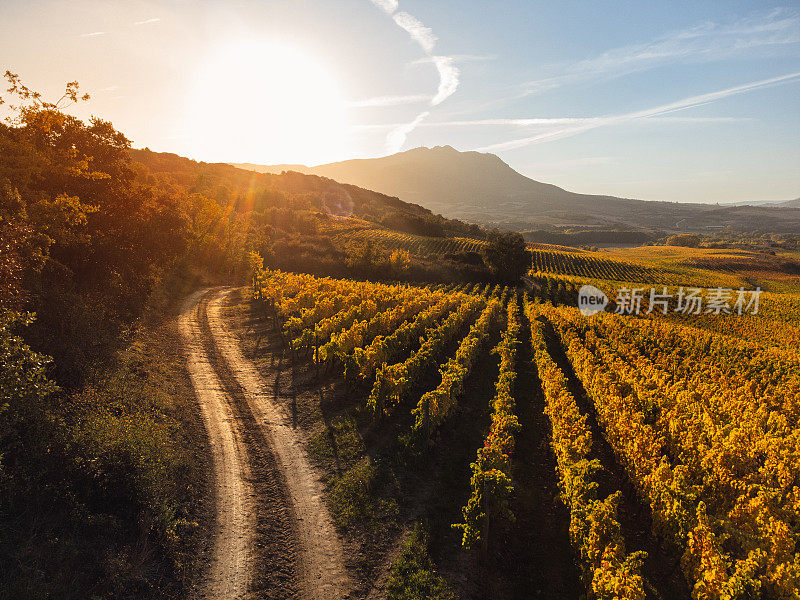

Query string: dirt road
179 290 254 599
180 288 352 600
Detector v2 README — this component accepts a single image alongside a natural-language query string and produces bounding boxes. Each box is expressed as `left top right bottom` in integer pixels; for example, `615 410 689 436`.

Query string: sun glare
185 40 348 165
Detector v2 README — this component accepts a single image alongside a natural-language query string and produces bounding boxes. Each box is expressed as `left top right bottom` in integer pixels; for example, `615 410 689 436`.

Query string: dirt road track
207 288 352 600
179 290 254 599
180 288 352 600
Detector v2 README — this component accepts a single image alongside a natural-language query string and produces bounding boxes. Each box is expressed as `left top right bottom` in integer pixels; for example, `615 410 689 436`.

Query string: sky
1 0 799 203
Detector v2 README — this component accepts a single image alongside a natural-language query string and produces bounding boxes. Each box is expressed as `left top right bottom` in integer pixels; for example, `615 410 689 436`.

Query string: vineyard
249 267 800 600
334 227 487 255
530 248 668 283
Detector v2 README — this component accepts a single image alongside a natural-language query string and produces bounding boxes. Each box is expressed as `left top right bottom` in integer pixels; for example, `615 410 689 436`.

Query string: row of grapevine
527 275 580 306
317 293 436 364
547 306 795 598
249 266 799 598
367 297 486 417
530 249 664 283
455 300 521 549
411 299 503 441
254 269 504 432
292 296 381 352
350 295 462 383
336 228 487 256
255 269 430 352
527 304 648 599
578 313 800 597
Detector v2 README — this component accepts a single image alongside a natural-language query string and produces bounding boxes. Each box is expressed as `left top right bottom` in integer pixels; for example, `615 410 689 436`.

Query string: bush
0 313 197 598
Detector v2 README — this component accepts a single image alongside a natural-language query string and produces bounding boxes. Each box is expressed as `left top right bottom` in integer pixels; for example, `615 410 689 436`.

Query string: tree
0 72 188 385
665 233 701 247
481 230 531 282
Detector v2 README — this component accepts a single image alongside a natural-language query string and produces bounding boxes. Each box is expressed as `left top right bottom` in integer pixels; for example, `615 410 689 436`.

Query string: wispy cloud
133 17 161 26
431 56 459 105
411 54 496 65
425 116 749 127
520 9 800 96
386 111 429 153
392 12 436 53
80 31 106 37
348 94 431 107
478 71 800 152
370 0 398 14
352 115 748 132
367 0 460 152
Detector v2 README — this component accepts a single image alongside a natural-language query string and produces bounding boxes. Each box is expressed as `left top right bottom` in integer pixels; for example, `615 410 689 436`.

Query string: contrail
478 71 800 152
368 0 460 152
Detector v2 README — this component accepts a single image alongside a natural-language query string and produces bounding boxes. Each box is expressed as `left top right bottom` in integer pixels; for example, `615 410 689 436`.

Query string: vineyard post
268 299 286 349
343 361 351 397
314 330 320 382
422 395 430 443
481 474 489 565
317 332 325 407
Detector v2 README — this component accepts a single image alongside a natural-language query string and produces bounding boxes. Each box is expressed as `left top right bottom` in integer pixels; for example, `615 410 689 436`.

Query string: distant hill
234 145 640 221
131 149 482 238
234 146 800 233
778 197 800 208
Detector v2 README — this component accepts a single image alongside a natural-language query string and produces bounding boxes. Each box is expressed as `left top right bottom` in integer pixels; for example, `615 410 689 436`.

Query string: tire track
179 290 254 599
206 288 353 600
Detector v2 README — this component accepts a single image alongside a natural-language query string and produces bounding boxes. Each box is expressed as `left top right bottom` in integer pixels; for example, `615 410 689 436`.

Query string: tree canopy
481 230 532 282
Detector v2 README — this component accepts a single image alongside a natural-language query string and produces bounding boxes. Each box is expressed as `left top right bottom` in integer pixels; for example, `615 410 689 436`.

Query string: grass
309 414 400 531
386 522 456 600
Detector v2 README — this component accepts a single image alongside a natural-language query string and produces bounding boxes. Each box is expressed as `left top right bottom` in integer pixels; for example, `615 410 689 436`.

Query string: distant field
529 248 666 283
333 227 487 255
330 224 800 294
529 244 800 291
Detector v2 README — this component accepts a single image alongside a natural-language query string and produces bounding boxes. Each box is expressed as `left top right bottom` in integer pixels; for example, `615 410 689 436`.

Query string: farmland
243 264 800 599
333 227 488 255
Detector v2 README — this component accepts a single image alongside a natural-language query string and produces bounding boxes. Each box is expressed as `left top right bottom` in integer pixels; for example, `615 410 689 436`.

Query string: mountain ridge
234 146 645 218
233 146 800 233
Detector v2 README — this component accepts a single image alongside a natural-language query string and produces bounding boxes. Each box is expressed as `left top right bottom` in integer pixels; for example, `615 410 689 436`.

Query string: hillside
132 149 480 238
129 149 495 283
235 146 800 233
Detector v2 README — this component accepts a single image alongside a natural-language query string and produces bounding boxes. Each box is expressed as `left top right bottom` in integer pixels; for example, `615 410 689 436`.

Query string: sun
185 40 348 165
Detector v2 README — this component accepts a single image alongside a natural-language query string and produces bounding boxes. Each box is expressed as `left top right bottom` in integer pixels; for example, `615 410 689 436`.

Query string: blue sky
1 0 799 202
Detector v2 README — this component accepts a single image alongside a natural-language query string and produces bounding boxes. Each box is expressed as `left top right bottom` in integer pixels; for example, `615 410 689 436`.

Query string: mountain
130 149 481 237
234 145 640 222
778 197 800 208
234 146 800 233
722 197 800 207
